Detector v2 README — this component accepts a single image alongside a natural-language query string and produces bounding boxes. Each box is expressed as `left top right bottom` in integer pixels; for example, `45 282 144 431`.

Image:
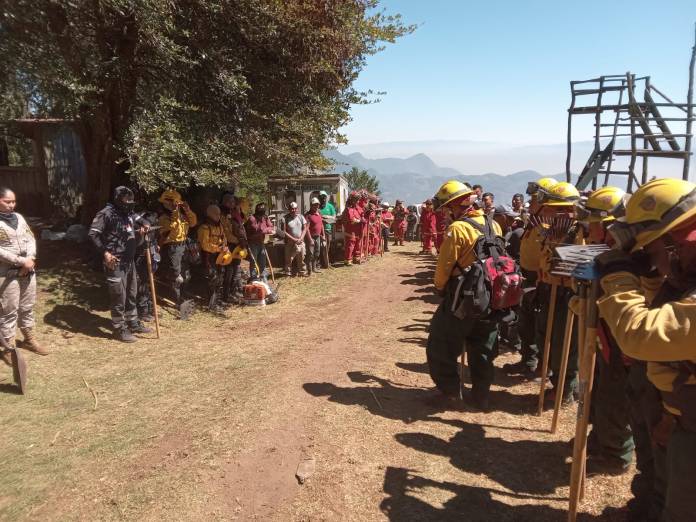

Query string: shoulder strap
461 215 502 261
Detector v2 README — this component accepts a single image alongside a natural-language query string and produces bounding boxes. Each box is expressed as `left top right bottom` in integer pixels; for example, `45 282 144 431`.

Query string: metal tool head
179 299 195 321
11 349 27 395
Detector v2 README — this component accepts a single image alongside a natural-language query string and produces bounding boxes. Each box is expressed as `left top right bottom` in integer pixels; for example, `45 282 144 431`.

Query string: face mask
116 200 134 213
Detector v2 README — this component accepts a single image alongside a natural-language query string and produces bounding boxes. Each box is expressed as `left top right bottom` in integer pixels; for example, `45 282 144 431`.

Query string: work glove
595 249 652 279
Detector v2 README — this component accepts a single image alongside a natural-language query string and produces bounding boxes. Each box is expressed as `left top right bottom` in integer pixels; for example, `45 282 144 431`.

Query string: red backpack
450 216 523 320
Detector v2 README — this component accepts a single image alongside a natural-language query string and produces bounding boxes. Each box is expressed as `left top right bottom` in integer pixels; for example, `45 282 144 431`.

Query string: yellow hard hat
526 177 558 196
216 250 233 266
231 245 248 260
576 186 626 223
539 181 580 206
158 189 182 204
608 178 696 252
434 180 474 208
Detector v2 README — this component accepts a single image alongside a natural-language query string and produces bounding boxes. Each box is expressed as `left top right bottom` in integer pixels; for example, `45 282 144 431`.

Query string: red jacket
420 208 437 233
343 206 363 236
435 210 447 232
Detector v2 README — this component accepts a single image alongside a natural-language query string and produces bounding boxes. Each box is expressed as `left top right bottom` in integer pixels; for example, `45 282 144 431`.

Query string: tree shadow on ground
43 304 113 339
381 466 585 522
394 419 569 496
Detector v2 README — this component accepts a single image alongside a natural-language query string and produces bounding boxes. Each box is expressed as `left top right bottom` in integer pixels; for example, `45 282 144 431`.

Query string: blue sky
343 0 696 146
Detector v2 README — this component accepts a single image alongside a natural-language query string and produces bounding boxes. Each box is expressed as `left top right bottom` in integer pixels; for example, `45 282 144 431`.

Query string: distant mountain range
326 138 692 204
324 149 567 205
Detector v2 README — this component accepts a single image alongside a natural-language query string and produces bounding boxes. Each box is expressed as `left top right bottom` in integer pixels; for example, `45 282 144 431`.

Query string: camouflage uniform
0 212 37 342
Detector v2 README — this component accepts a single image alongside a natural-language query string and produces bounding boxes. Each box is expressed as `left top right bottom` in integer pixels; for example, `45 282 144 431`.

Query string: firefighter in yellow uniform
158 189 197 305
197 204 228 311
574 187 639 478
536 181 582 404
596 178 696 521
503 177 558 377
426 180 503 411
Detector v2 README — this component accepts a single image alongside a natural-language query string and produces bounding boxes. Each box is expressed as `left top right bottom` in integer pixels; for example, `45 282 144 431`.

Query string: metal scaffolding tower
566 27 696 192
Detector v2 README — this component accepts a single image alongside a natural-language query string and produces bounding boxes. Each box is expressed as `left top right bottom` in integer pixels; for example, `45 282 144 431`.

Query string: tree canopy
0 0 412 219
344 166 380 195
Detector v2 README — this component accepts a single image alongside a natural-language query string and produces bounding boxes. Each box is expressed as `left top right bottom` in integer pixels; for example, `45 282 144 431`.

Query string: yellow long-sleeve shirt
598 272 696 415
434 212 503 291
159 207 197 245
519 226 544 272
197 222 227 253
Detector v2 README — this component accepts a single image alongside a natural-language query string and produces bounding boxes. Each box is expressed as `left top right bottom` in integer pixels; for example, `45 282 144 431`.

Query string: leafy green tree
344 166 380 195
0 0 411 221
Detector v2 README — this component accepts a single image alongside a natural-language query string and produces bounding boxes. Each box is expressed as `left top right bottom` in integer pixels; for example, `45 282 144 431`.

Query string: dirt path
1 242 632 521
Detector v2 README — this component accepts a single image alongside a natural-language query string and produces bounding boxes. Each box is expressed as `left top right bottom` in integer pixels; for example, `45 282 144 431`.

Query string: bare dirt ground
0 241 632 521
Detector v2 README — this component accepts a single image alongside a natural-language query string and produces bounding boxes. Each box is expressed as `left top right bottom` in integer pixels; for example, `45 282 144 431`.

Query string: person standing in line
281 202 308 276
0 187 46 368
134 211 159 322
244 202 275 281
305 198 325 274
89 187 153 342
596 178 696 521
392 200 409 246
220 193 247 303
426 180 503 411
157 189 197 305
419 199 437 254
502 177 558 378
434 206 447 253
318 190 336 267
381 203 393 253
197 204 228 311
343 192 363 265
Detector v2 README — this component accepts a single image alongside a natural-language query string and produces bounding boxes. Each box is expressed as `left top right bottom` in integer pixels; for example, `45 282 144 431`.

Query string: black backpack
450 216 524 320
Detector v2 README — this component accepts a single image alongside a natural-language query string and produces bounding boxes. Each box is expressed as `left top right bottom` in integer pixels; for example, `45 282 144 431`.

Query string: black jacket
89 203 137 264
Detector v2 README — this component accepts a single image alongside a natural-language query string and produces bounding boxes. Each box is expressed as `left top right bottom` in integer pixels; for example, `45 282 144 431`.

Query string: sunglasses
608 189 696 251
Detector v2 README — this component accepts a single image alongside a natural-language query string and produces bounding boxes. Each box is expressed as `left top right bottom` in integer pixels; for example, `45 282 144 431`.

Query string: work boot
1 338 14 366
471 388 491 412
115 328 137 343
585 454 631 477
313 263 322 273
502 360 537 377
20 328 48 355
128 322 153 335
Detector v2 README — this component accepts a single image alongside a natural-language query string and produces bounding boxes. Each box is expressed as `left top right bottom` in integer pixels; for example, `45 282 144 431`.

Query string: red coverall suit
392 206 409 245
343 206 363 262
420 207 437 251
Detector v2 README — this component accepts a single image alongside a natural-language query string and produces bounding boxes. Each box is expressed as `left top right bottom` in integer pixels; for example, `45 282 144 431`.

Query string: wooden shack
0 119 87 218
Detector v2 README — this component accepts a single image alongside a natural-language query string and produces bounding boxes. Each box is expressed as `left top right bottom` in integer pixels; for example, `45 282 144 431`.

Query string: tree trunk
78 110 117 225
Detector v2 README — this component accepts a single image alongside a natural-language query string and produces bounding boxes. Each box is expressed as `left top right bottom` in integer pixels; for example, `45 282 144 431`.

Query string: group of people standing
425 176 696 521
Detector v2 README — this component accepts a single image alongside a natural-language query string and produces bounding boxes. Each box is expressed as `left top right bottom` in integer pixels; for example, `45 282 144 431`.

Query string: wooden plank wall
0 166 46 216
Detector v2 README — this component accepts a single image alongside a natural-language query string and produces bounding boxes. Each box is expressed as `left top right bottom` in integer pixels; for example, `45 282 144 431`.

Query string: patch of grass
0 240 383 520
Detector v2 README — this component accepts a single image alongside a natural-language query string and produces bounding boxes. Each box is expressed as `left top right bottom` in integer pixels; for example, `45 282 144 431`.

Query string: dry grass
0 242 633 521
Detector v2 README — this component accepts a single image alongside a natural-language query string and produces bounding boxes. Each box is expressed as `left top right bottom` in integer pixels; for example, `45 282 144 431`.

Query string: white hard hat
289 201 298 209
382 201 390 208
311 197 320 205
